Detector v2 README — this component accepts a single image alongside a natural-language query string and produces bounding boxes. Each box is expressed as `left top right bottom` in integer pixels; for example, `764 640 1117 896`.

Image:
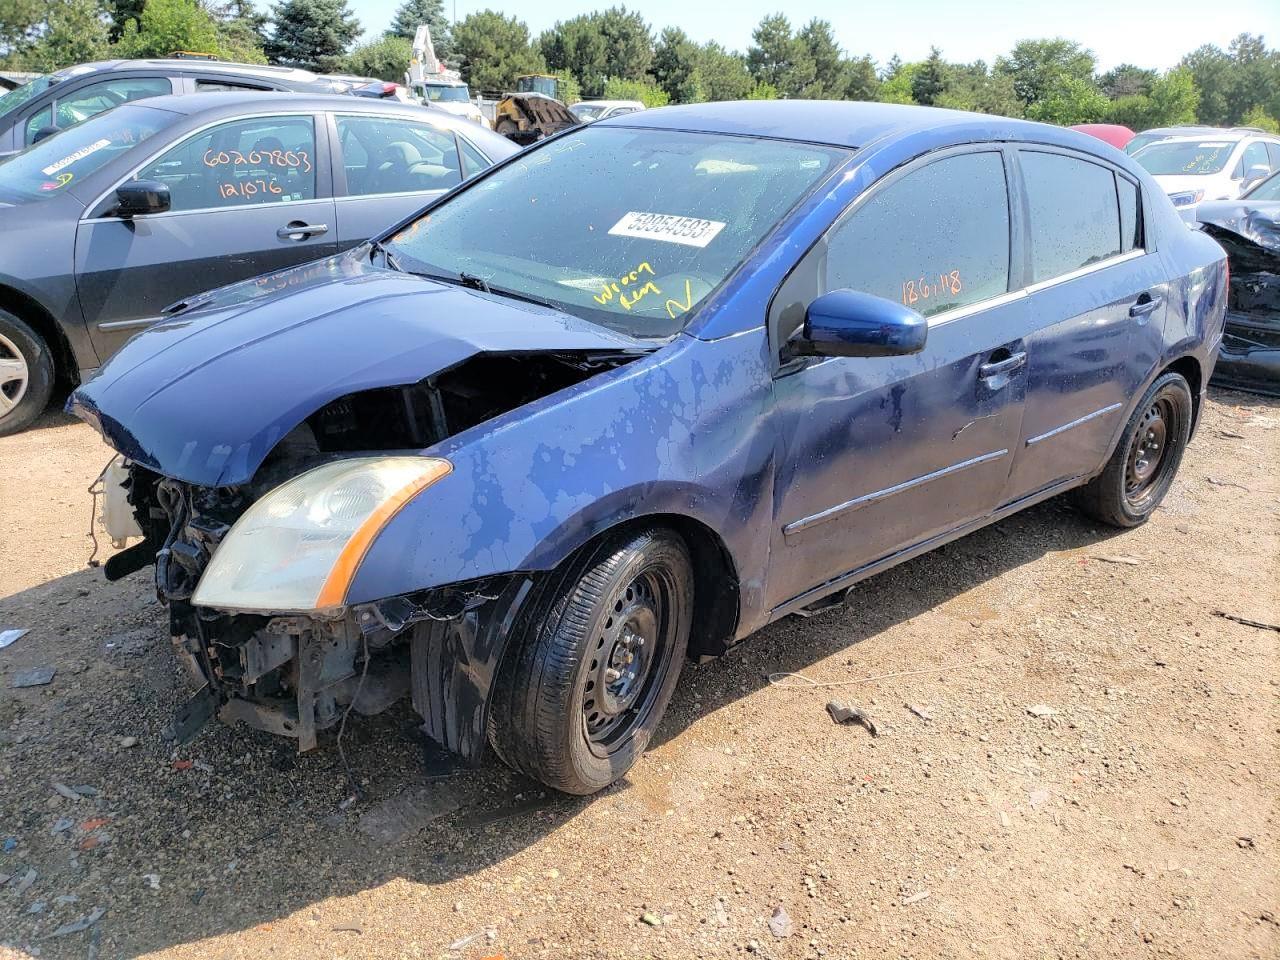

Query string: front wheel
489 529 693 795
0 310 55 437
1073 371 1192 528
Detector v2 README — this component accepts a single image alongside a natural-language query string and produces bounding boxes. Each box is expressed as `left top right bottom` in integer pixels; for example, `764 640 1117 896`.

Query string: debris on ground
826 700 879 736
49 818 73 835
640 911 662 927
48 906 106 937
905 702 933 722
13 868 37 895
1092 554 1142 565
120 736 138 748
1026 704 1059 719
0 628 28 649
1213 610 1280 633
51 782 84 802
12 665 55 688
903 889 931 906
768 904 793 938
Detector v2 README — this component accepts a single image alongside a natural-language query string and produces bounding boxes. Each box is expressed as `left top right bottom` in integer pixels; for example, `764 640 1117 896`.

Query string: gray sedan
0 91 518 434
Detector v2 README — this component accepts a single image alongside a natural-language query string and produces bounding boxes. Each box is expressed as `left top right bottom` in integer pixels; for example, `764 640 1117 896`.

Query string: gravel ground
0 390 1277 960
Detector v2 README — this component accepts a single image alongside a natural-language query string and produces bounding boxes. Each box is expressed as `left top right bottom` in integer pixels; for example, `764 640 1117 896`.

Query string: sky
335 0 1280 72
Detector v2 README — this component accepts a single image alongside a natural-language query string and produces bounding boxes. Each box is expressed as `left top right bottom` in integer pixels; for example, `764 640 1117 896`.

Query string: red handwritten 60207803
203 148 313 173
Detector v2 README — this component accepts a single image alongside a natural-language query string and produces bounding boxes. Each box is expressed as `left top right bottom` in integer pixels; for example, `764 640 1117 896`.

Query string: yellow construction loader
492 75 581 145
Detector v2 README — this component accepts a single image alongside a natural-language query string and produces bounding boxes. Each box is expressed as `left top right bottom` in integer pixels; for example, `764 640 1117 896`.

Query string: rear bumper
1210 312 1280 397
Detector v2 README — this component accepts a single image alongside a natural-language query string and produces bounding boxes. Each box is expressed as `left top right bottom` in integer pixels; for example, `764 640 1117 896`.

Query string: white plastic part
192 456 450 614
101 456 143 547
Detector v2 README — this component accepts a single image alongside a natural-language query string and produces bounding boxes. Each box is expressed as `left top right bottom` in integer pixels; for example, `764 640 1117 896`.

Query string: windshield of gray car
1134 139 1235 176
0 75 55 118
1245 171 1280 201
422 85 469 102
383 127 848 337
0 103 172 203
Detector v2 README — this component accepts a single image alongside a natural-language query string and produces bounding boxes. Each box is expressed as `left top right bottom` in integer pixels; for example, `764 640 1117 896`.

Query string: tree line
3 0 1278 132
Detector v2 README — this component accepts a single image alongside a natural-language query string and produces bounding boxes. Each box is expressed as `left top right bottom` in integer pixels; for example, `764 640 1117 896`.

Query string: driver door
75 112 337 359
767 148 1031 610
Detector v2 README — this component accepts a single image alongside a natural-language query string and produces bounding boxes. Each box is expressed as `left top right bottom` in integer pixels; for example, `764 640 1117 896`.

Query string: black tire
1073 371 1192 528
489 528 693 795
0 309 55 438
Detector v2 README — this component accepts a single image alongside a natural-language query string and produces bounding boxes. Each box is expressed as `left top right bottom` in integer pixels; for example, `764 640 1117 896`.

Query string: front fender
348 328 778 636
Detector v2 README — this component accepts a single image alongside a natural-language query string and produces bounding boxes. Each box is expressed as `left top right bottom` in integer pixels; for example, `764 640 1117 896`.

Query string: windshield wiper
368 238 402 272
458 272 490 293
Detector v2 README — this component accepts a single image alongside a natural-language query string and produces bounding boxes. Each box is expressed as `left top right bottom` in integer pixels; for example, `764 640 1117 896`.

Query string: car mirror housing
30 124 60 144
115 180 171 218
1242 164 1271 190
790 289 927 359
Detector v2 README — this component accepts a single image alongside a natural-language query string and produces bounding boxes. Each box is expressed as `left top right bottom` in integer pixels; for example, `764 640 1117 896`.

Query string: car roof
599 100 1104 152
1138 132 1263 147
577 100 643 108
53 59 327 84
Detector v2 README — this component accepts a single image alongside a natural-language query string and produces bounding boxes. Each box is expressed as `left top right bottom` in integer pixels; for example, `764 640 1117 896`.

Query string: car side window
458 137 489 179
335 115 461 196
195 79 272 92
23 105 52 144
1116 175 1141 252
1237 141 1270 178
825 151 1011 319
1021 151 1121 283
135 115 317 212
46 78 171 140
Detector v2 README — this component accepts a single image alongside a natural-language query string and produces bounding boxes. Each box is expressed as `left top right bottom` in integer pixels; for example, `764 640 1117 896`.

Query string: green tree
747 80 778 99
746 13 811 96
1180 43 1232 124
996 38 1096 108
6 0 109 71
603 75 668 107
1239 104 1279 133
935 61 1022 117
344 33 412 81
452 9 543 94
552 68 580 104
652 26 702 103
210 0 269 62
265 0 360 72
114 0 220 58
877 61 919 104
911 46 948 105
1106 69 1199 131
1224 33 1280 125
1099 63 1157 99
387 0 450 63
540 6 651 97
795 18 843 98
108 0 145 41
842 55 879 101
1025 75 1109 124
697 41 753 101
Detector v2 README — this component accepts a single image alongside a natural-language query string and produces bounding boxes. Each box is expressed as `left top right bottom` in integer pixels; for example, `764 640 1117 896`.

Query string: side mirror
1242 164 1270 189
790 289 927 359
30 125 59 144
115 180 170 218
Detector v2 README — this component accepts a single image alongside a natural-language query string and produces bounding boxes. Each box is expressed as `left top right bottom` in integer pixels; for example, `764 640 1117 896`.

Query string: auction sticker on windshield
41 139 111 176
608 212 726 248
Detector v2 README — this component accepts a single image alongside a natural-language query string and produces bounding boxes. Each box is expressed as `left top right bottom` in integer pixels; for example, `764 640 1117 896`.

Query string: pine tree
265 0 360 72
387 0 450 62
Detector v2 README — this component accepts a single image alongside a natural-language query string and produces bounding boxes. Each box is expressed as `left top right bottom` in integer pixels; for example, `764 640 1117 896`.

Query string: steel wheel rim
582 567 674 750
0 333 28 416
1125 396 1176 504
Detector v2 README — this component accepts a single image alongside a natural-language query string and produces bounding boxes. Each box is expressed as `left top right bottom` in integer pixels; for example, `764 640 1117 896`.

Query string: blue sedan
71 101 1227 795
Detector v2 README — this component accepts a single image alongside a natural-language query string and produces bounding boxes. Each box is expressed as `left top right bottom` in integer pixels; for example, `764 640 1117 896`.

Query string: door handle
1129 294 1163 318
277 221 328 240
978 351 1026 379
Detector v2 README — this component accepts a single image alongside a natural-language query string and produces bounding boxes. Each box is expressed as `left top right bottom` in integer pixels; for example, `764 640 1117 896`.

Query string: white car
1133 131 1280 220
417 78 488 128
569 100 645 123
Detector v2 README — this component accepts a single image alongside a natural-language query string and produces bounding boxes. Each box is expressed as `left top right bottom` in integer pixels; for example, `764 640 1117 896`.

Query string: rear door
75 112 337 358
330 112 473 250
1002 148 1166 502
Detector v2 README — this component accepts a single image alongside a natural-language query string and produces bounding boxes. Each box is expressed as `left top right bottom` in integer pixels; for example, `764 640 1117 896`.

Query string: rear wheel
1073 371 1192 527
489 529 693 795
0 310 55 437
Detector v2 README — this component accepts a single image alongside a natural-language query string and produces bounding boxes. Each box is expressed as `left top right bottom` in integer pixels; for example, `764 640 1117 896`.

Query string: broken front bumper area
1213 312 1280 398
165 576 535 759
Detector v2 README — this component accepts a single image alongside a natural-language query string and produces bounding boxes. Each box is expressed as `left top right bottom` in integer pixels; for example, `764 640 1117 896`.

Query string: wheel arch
1163 354 1203 434
0 282 80 389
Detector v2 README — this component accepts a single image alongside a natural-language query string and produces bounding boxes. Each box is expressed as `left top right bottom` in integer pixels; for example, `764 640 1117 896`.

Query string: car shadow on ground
0 493 1127 957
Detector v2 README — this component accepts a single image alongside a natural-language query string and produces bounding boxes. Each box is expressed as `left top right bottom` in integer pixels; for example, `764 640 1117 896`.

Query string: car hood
1197 200 1280 257
1151 174 1231 199
69 253 646 487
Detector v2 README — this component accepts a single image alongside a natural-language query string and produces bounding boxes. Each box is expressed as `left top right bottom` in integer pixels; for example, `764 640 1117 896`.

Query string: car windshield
1244 171 1280 201
1134 140 1235 175
423 85 469 102
0 75 55 118
571 104 606 120
383 127 847 338
0 103 172 204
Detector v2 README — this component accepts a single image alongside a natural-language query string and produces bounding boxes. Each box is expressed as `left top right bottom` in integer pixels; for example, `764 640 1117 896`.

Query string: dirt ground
0 389 1276 960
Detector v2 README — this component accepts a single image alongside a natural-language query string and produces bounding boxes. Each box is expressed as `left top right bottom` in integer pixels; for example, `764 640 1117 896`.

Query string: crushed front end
1200 212 1280 397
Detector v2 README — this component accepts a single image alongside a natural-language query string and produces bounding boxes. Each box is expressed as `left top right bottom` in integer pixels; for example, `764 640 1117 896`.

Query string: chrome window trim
1023 248 1146 295
82 109 321 220
334 187 446 203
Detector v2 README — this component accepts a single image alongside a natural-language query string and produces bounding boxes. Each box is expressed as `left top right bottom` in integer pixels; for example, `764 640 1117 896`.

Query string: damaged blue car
71 101 1227 794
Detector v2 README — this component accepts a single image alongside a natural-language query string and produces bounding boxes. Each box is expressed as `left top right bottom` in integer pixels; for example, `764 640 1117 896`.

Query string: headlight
192 457 451 613
1168 190 1204 207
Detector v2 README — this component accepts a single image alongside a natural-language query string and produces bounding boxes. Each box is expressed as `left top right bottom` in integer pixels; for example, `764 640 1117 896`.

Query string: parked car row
59 100 1226 796
0 92 517 433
